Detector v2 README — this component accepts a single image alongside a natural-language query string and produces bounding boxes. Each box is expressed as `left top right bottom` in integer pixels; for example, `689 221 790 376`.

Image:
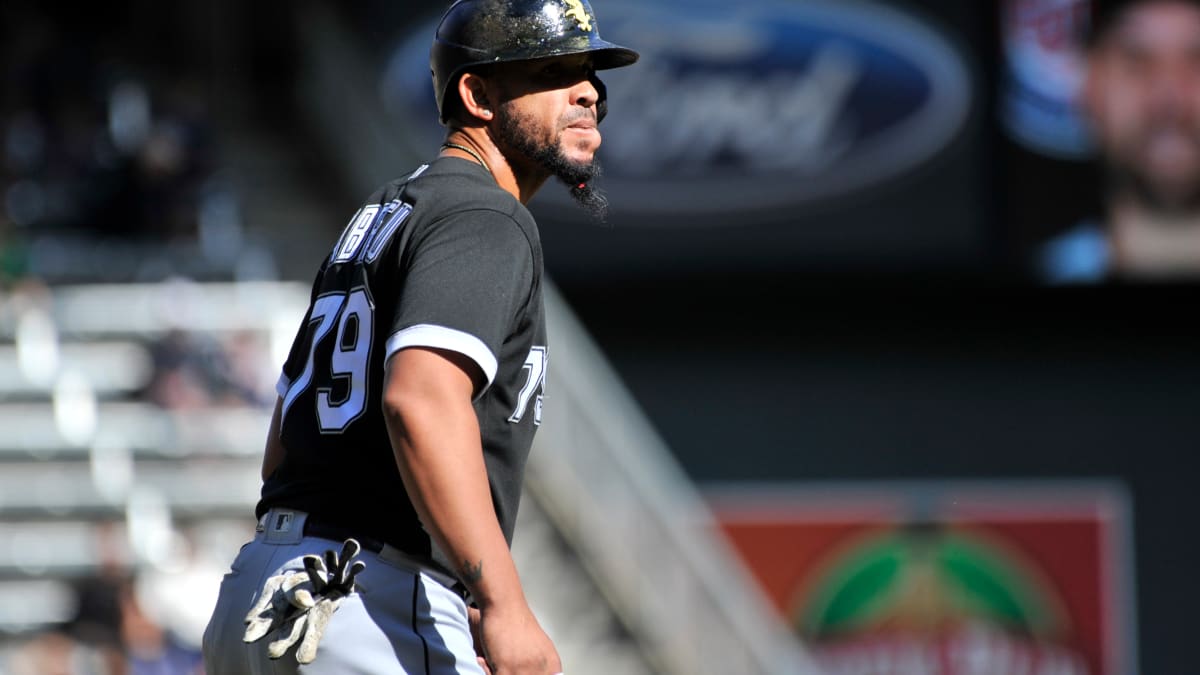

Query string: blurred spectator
1040 0 1200 282
146 329 274 410
146 330 227 410
65 571 129 674
0 219 30 284
5 629 112 675
1 1 251 285
119 573 205 675
62 569 204 675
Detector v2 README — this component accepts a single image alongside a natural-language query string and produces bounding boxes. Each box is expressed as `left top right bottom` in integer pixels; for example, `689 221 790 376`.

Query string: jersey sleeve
386 210 534 397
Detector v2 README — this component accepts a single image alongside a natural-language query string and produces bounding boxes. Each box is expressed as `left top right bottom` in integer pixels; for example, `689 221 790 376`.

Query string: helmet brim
485 40 639 71
586 42 640 70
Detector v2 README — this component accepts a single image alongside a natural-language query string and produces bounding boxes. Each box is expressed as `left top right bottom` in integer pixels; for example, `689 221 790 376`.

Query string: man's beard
496 104 610 222
1107 125 1200 218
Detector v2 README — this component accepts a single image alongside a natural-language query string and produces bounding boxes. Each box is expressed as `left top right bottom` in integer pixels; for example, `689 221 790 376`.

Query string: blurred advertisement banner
382 0 973 228
1000 0 1094 159
708 481 1137 675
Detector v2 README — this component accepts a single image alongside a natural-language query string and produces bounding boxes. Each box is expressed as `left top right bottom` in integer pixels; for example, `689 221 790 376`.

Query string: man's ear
458 72 494 123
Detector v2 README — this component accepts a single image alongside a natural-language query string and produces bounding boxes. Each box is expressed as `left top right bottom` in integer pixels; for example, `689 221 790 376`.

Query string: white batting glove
242 539 366 664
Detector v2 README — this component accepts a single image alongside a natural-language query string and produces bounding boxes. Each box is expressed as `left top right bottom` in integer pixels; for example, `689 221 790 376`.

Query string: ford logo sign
382 0 973 226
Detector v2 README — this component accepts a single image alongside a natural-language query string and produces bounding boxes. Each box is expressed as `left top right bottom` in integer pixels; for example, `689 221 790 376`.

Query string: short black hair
1086 0 1200 46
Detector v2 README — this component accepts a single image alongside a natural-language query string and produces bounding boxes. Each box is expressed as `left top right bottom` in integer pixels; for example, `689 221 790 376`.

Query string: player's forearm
382 364 527 610
386 399 525 609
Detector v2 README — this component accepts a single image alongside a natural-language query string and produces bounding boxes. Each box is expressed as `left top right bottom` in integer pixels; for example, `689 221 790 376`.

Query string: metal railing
529 282 821 674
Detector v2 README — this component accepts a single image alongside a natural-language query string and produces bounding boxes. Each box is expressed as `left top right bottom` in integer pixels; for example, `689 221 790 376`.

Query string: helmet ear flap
591 73 608 123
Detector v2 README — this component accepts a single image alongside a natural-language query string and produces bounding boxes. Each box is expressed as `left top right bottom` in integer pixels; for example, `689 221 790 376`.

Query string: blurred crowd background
1 0 1198 673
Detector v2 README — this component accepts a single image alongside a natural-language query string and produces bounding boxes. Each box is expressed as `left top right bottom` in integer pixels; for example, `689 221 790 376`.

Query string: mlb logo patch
273 512 294 533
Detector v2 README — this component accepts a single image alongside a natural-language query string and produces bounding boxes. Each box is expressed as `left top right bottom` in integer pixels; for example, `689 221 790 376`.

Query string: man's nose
572 77 600 109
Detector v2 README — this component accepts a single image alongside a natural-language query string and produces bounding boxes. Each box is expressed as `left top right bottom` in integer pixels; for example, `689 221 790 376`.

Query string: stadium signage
709 481 1137 675
385 0 972 225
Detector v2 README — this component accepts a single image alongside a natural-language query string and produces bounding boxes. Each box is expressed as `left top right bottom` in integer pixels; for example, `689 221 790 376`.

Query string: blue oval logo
382 0 973 226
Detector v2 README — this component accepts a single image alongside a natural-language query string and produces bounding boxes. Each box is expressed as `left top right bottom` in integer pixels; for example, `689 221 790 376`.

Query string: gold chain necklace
441 142 491 174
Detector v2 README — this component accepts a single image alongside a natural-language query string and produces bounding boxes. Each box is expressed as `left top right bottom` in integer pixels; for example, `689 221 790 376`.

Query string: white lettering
604 43 862 174
332 205 380 263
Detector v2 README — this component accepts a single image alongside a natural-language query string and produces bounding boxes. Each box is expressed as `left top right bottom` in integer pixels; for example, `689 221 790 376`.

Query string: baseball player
200 1 637 673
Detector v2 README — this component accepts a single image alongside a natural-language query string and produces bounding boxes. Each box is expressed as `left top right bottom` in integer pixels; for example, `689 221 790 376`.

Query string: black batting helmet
430 0 639 124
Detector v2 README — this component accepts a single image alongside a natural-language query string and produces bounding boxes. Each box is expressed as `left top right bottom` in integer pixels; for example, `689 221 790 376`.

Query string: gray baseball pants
202 508 484 674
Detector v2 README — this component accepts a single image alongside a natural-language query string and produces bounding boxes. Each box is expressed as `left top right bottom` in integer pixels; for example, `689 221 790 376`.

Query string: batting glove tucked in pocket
243 538 366 664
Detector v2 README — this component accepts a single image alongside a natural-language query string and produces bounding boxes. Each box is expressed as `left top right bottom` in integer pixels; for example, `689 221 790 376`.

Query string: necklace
441 142 491 174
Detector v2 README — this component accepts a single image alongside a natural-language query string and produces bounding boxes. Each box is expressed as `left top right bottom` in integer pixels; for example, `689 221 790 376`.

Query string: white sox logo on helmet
562 0 593 31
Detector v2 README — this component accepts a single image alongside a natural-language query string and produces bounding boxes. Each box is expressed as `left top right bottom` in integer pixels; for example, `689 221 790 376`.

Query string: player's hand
476 602 561 674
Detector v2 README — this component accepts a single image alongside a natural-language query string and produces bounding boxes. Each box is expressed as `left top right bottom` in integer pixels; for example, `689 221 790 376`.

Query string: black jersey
257 157 548 580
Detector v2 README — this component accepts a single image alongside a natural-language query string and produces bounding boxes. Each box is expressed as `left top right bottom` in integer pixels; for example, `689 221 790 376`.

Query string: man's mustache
560 109 598 129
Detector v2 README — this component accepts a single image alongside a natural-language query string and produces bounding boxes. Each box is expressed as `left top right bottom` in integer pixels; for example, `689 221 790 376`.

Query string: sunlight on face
490 54 602 171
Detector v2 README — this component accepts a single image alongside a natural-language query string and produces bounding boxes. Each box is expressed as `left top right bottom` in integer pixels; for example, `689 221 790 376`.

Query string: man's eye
537 62 589 84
